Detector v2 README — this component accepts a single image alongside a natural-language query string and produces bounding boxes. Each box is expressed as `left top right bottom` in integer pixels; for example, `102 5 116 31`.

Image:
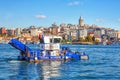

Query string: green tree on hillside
94 39 99 44
85 35 93 42
79 37 85 42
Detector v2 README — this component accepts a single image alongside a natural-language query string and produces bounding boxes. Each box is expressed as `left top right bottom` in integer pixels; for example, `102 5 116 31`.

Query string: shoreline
61 42 94 45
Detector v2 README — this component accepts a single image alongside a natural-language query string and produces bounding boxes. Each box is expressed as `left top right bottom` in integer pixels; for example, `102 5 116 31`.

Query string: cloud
68 1 80 6
35 14 46 19
96 18 106 23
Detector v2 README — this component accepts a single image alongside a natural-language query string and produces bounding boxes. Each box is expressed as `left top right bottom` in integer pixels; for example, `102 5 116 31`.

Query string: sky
0 0 120 29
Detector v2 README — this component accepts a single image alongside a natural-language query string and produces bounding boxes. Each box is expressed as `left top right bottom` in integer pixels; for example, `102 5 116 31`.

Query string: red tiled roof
94 36 100 38
89 32 94 34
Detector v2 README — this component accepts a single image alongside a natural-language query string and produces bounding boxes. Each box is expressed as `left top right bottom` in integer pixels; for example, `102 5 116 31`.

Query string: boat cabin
39 36 62 50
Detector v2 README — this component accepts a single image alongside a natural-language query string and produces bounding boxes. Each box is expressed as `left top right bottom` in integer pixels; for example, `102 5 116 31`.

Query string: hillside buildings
0 16 120 44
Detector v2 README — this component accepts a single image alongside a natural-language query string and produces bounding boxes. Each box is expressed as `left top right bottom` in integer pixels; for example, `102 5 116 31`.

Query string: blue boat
8 36 89 62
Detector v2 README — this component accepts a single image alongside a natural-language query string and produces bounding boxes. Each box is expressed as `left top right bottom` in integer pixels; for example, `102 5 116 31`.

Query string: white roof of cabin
44 36 62 43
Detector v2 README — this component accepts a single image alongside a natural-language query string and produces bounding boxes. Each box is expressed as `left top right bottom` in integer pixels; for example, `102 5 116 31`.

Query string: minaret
79 16 84 27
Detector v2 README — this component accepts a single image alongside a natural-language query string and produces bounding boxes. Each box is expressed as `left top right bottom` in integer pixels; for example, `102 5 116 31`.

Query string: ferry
8 35 89 62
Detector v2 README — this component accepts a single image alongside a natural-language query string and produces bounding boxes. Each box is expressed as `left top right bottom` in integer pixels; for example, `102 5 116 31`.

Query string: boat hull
18 52 89 62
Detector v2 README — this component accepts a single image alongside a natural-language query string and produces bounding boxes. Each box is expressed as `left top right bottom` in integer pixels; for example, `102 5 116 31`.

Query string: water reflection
41 61 62 79
15 61 62 80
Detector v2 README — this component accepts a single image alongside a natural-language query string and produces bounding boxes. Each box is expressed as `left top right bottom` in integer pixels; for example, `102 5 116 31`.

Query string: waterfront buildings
50 22 59 35
0 27 6 35
77 28 87 40
0 16 120 44
29 26 38 37
7 28 15 37
15 28 22 37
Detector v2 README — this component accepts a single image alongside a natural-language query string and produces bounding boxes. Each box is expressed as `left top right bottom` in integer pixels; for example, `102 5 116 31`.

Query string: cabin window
49 38 61 43
50 39 53 43
54 38 61 43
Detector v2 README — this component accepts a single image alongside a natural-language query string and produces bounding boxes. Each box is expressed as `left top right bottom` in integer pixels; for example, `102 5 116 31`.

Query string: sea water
0 44 120 80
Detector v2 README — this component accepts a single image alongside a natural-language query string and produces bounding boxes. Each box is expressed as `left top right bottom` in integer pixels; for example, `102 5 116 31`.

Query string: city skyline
0 0 120 29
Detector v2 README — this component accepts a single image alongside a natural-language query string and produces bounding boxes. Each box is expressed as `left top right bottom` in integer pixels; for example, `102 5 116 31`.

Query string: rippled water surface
0 44 120 80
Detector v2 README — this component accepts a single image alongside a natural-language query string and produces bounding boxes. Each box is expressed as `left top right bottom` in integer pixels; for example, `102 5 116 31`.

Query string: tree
85 35 93 42
79 37 85 42
61 39 66 43
0 34 2 37
94 39 99 44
